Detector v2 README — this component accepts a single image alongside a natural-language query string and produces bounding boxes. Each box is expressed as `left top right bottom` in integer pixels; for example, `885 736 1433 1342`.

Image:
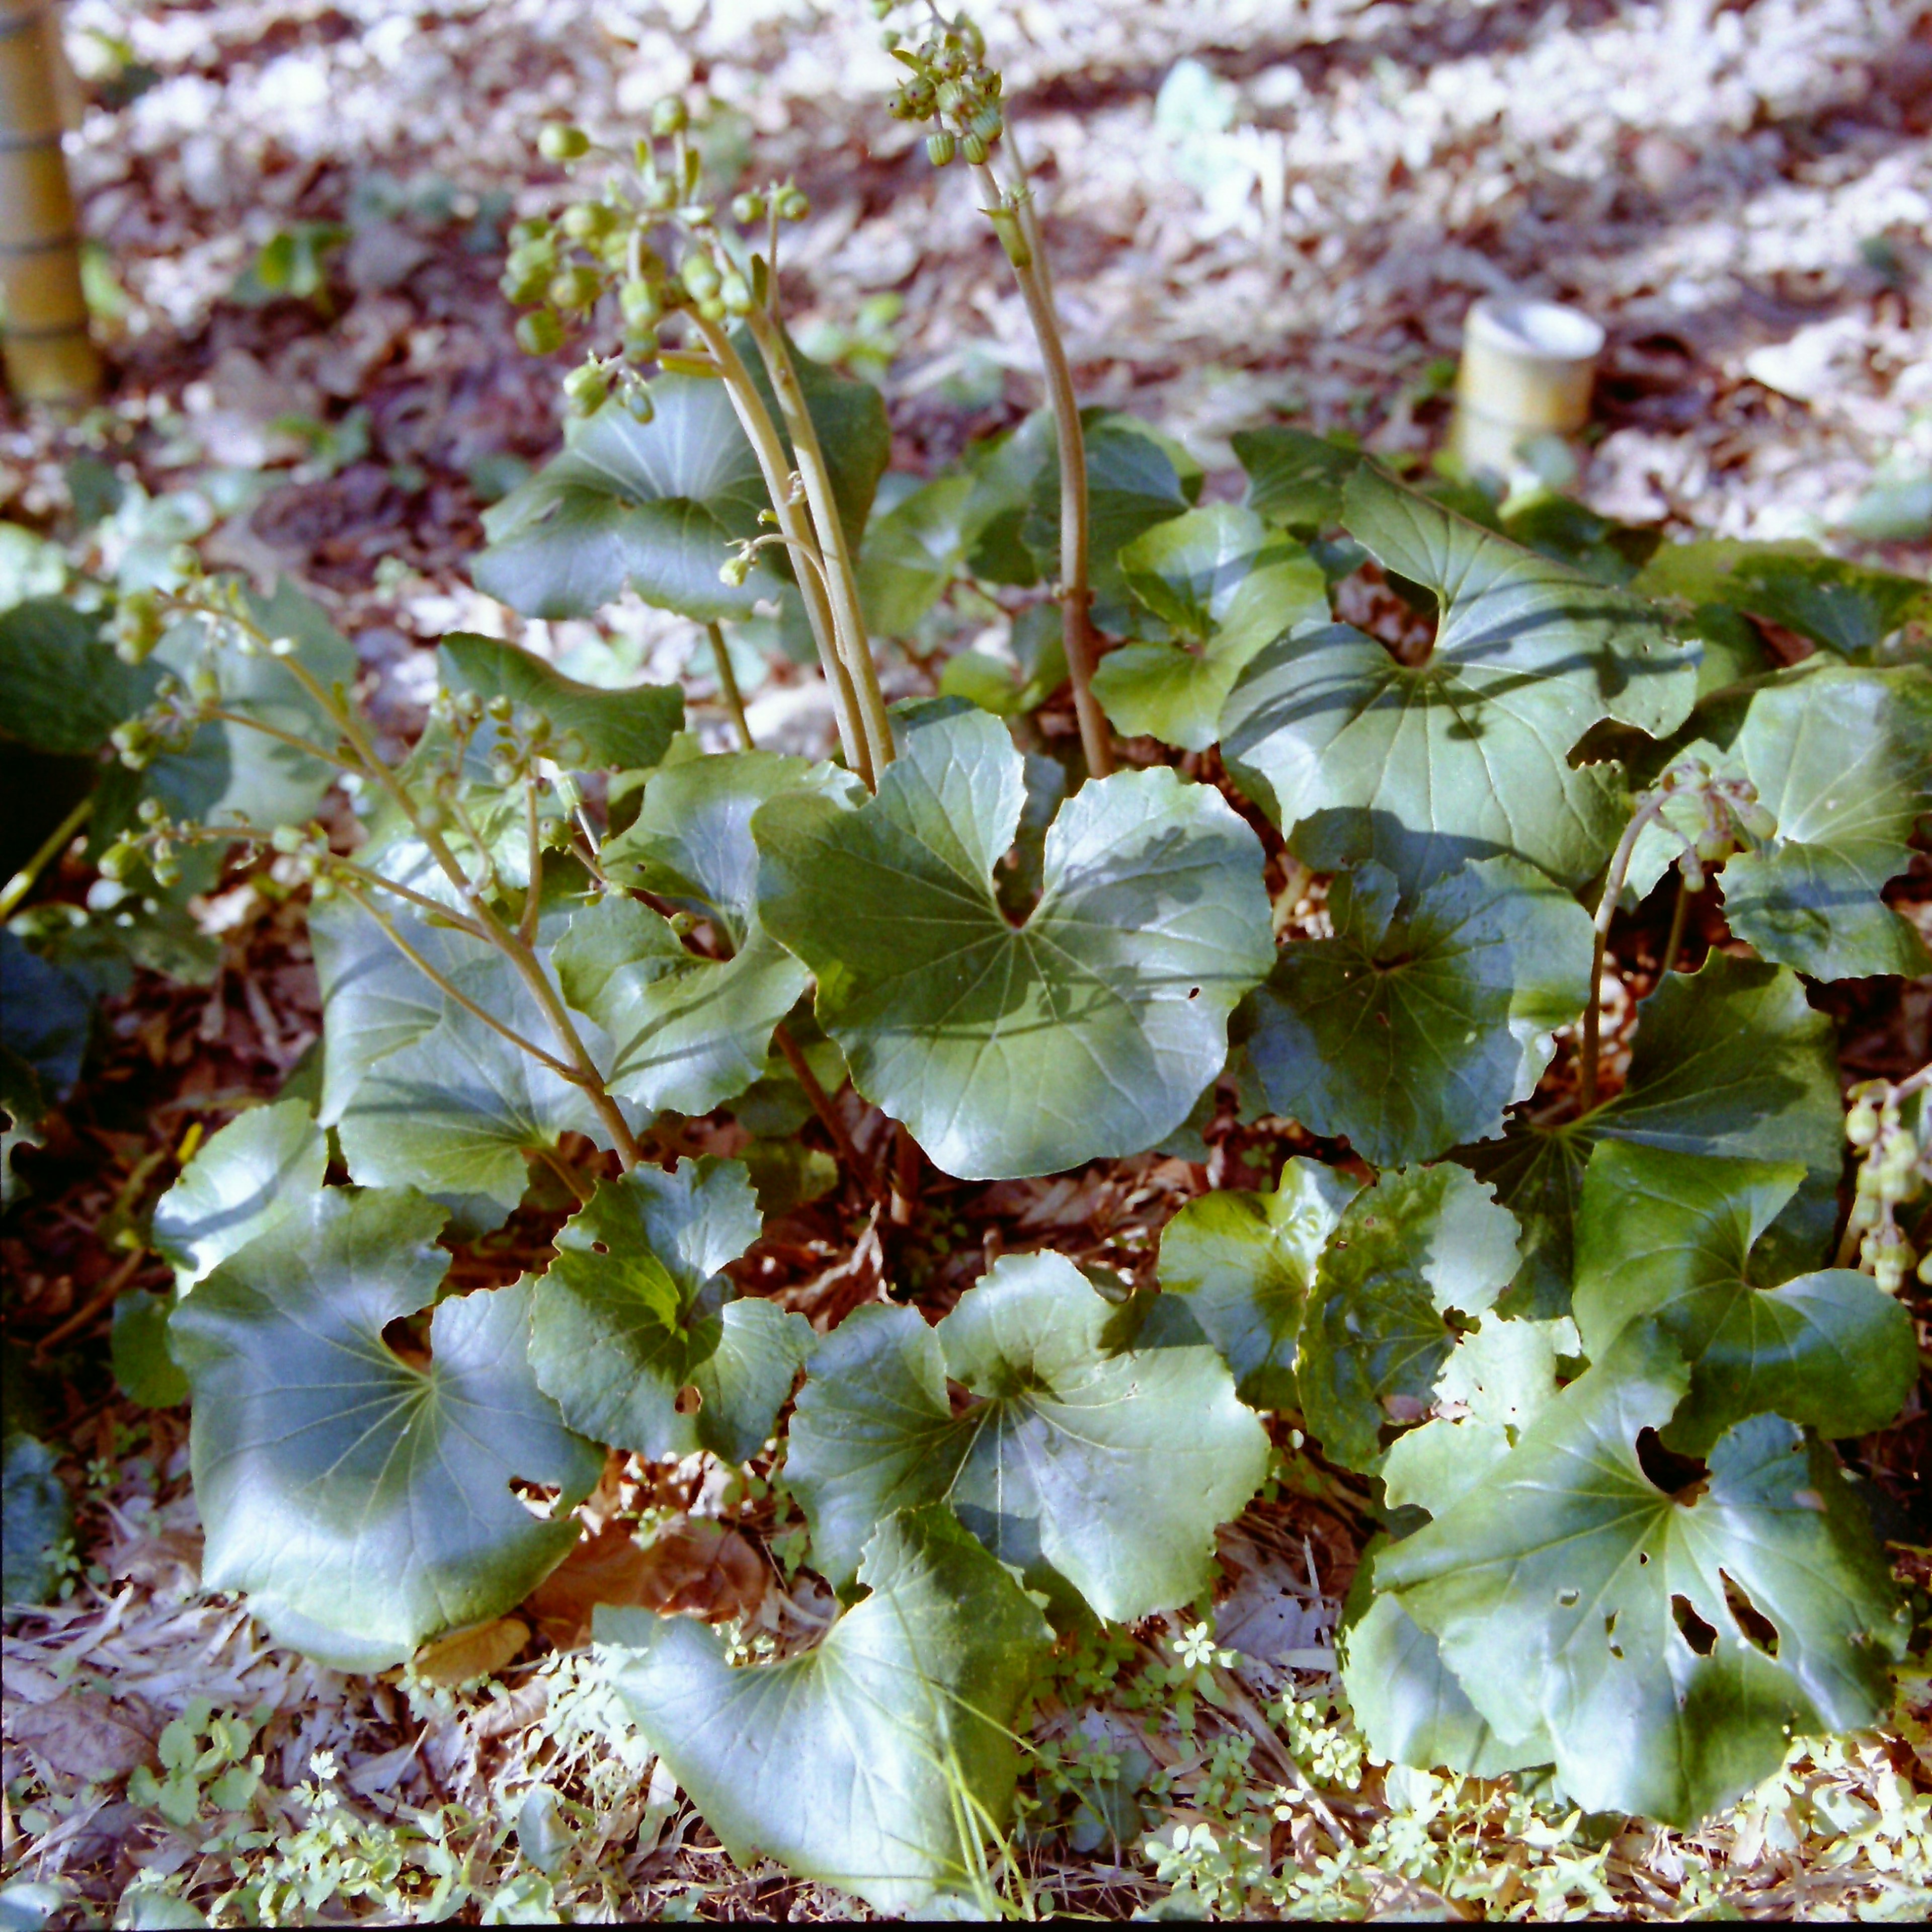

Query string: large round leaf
167 1186 601 1670
1091 505 1328 751
783 1250 1269 1619
1573 1143 1916 1456
752 705 1273 1179
311 840 616 1237
1377 1323 1907 1823
1457 951 1843 1318
150 1098 327 1290
1297 1164 1520 1472
1222 467 1695 890
557 754 855 1117
527 1158 811 1464
1154 1155 1359 1409
1246 855 1594 1167
597 1506 1051 1917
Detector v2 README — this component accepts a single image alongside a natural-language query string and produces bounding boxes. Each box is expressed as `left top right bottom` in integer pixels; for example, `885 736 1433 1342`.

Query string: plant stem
32 1248 149 1360
0 794 92 918
688 313 872 785
519 775 543 946
1581 794 1667 1115
742 308 897 782
1661 869 1693 978
969 158 1112 779
706 621 755 749
773 1021 874 1195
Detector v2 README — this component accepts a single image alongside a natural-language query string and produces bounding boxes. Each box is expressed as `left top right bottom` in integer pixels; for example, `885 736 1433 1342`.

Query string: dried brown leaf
7 1694 157 1784
412 1616 529 1688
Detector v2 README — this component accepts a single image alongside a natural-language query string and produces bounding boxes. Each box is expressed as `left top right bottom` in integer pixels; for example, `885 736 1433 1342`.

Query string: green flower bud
642 173 678 212
1736 800 1777 841
309 872 337 903
500 260 552 305
548 264 605 312
112 590 165 665
99 841 139 882
622 326 661 361
880 27 901 49
935 80 963 115
970 102 1002 142
962 130 989 166
731 191 767 225
555 731 588 768
927 130 956 166
652 96 689 136
487 694 516 722
776 186 810 221
1846 1098 1881 1147
516 309 566 356
563 362 610 415
681 250 721 300
619 278 664 328
137 797 167 826
508 217 551 249
870 0 894 17
151 855 181 889
560 201 617 242
696 294 727 323
719 554 752 587
719 270 753 315
539 123 591 162
622 379 656 424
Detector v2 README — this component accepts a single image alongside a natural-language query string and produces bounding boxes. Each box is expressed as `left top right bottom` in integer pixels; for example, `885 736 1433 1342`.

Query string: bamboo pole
1 1 102 405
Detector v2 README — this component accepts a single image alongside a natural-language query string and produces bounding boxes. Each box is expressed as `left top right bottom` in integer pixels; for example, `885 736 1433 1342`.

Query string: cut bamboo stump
1 0 102 405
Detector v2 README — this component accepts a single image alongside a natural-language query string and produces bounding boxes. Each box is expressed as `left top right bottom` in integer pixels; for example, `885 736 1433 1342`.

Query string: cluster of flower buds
97 797 186 891
876 6 1003 167
501 101 810 419
106 673 200 774
1648 753 1777 891
1844 1075 1930 1294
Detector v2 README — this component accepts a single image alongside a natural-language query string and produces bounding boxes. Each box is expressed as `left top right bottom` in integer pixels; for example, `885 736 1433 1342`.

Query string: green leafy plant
8 1 1929 1915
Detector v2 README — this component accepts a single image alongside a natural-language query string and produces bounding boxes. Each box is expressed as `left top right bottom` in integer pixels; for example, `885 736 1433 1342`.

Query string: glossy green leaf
1247 856 1594 1167
753 706 1272 1179
2 1432 72 1605
112 1291 188 1409
1154 1155 1359 1408
0 598 153 754
560 753 853 1116
150 1099 328 1290
438 632 682 771
1458 951 1843 1318
1298 1165 1520 1472
1574 1144 1916 1455
1716 666 1932 980
1092 506 1327 751
1378 1323 1908 1823
784 1250 1269 1618
472 380 772 622
1021 414 1203 634
528 1159 811 1464
858 472 975 636
597 1506 1052 1916
310 841 615 1237
1224 467 1696 889
168 1186 601 1668
1232 426 1360 532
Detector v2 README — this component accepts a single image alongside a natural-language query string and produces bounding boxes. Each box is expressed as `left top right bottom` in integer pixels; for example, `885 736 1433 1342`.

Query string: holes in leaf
1636 1427 1709 1501
1555 1587 1579 1607
673 1384 704 1416
1605 1611 1623 1661
1187 986 1200 1000
379 1313 433 1370
1720 1570 1780 1657
1671 1593 1718 1656
591 1241 610 1256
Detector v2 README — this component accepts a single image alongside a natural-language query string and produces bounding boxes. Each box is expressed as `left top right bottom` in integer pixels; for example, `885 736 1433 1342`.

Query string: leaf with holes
528 1158 811 1464
1223 467 1696 889
1246 855 1594 1167
1154 1155 1359 1409
150 1098 328 1290
438 632 683 771
597 1506 1051 1916
752 706 1272 1179
1573 1144 1916 1456
1090 505 1328 751
310 840 616 1237
559 754 855 1118
167 1185 601 1669
783 1250 1269 1618
1377 1322 1908 1823
1297 1165 1520 1472
1457 951 1844 1319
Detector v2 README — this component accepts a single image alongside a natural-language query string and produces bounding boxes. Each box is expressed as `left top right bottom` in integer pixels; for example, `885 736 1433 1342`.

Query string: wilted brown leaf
7 1694 157 1784
412 1616 528 1687
523 1516 769 1649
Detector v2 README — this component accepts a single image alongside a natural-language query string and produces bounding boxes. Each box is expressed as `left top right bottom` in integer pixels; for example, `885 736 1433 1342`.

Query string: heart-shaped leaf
311 841 616 1237
1458 951 1843 1319
528 1158 812 1464
1091 506 1328 751
783 1250 1269 1619
1021 413 1203 634
1705 666 1930 981
1376 1322 1907 1823
1573 1144 1916 1455
597 1506 1052 1916
167 1185 601 1669
558 755 853 1118
1246 856 1595 1167
1223 468 1696 890
150 1099 328 1290
1154 1156 1359 1409
438 633 683 771
752 706 1273 1179
0 598 155 755
1297 1164 1520 1472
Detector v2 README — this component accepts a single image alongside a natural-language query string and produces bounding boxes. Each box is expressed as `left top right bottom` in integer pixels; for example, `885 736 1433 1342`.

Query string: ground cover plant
4 0 1931 1922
